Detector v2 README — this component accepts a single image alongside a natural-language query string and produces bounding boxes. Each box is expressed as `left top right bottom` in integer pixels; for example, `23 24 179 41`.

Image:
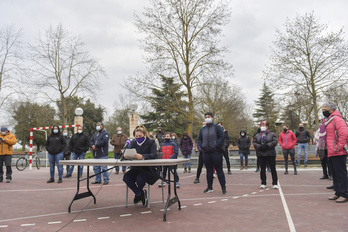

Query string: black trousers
259 156 278 185
222 149 231 170
282 149 296 170
328 155 348 198
320 152 331 177
196 151 204 179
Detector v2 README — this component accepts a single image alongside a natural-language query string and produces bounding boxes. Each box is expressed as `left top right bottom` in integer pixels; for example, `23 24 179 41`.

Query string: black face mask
299 127 304 131
283 129 288 132
323 110 331 118
165 138 170 142
257 128 261 133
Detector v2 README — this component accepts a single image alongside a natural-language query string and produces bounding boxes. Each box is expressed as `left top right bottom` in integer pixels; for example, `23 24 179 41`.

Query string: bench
276 154 320 162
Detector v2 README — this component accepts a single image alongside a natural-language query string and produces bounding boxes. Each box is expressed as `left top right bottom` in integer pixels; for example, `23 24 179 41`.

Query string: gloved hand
260 144 268 151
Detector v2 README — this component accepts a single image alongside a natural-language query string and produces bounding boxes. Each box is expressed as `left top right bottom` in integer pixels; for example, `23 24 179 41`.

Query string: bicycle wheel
35 156 40 169
16 157 28 171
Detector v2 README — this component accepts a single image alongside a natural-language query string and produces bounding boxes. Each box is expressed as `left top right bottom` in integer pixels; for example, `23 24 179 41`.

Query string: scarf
260 129 269 145
317 116 335 150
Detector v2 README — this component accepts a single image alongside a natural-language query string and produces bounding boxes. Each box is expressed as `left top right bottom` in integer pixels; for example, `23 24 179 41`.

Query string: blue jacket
160 139 178 159
90 129 110 158
197 123 225 153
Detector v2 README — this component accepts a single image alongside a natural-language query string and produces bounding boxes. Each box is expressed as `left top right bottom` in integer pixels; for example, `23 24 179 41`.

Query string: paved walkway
0 165 347 232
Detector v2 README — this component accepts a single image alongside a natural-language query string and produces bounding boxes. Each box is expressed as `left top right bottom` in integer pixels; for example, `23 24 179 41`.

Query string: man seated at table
123 125 160 207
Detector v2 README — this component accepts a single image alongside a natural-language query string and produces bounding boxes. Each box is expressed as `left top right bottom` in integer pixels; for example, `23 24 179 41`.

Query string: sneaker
221 186 227 195
63 174 72 178
142 190 148 207
272 185 279 189
176 182 180 188
320 175 329 179
6 176 12 183
260 185 266 189
228 169 232 175
213 174 217 178
336 197 348 203
328 195 339 200
47 178 54 183
255 168 260 172
203 188 213 193
284 170 288 175
134 194 142 204
194 178 200 184
92 181 102 184
326 185 334 189
57 178 62 183
103 181 109 185
294 171 298 175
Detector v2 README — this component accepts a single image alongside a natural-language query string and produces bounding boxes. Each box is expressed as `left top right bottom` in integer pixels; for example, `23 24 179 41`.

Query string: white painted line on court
181 206 187 208
120 214 132 217
21 223 35 227
208 201 216 204
48 221 61 224
278 181 296 232
140 211 152 214
251 192 257 194
0 225 8 228
160 208 170 211
73 219 86 222
243 194 249 197
259 190 264 192
193 203 202 206
266 188 270 190
221 199 228 201
233 196 239 199
98 217 110 220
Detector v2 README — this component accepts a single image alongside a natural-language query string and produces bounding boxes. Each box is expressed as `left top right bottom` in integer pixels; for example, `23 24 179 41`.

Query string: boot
240 161 244 170
188 167 191 173
294 164 297 175
184 167 187 173
245 161 248 170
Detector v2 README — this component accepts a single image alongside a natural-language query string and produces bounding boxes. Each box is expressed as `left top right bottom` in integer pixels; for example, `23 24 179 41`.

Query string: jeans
0 155 12 178
68 152 86 175
93 156 109 182
182 154 191 168
48 152 64 179
114 153 126 172
203 151 226 189
239 153 249 162
297 143 308 164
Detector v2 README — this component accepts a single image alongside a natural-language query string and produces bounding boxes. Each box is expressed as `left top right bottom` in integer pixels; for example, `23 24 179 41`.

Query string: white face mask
53 129 59 134
77 130 83 134
205 117 212 124
96 126 101 131
63 133 67 136
241 133 245 136
1 132 6 135
260 126 266 132
172 136 175 140
117 131 122 134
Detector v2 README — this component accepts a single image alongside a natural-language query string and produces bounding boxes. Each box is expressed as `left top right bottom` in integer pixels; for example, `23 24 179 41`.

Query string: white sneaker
260 185 266 189
272 185 279 189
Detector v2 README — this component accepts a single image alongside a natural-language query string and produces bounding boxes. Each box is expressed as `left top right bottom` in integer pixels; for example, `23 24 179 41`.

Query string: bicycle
16 152 41 171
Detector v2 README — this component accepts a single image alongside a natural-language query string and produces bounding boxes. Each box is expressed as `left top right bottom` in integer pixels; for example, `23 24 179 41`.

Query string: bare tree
28 24 106 124
127 0 232 135
264 12 348 126
0 25 22 108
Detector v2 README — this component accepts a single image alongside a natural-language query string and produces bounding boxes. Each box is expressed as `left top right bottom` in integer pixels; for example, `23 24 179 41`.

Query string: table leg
163 166 180 222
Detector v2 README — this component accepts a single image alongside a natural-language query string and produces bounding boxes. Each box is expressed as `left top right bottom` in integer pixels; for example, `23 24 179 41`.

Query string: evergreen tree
140 75 189 135
253 82 278 132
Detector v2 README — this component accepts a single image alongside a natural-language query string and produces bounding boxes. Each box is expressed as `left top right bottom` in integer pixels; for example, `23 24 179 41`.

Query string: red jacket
278 130 297 150
323 110 348 157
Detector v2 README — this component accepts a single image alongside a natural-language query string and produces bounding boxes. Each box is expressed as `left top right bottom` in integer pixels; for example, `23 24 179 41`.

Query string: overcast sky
1 0 348 120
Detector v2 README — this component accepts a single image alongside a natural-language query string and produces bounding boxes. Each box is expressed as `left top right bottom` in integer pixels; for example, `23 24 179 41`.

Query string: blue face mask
136 137 145 143
117 131 122 134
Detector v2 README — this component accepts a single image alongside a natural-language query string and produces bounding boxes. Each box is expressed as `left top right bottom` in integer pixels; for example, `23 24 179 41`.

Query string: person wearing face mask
237 129 251 170
171 133 180 150
45 126 67 183
295 123 312 167
253 121 278 189
159 132 180 188
148 132 160 151
321 102 348 203
279 125 297 175
179 131 193 173
64 126 90 178
90 122 110 185
197 112 227 194
62 129 71 175
123 125 160 207
0 127 17 183
110 127 128 174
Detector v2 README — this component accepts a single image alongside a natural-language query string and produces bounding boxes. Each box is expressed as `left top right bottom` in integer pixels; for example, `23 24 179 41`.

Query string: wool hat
1 126 8 131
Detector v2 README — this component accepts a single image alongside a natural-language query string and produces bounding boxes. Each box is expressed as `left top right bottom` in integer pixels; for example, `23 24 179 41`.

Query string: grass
85 151 114 159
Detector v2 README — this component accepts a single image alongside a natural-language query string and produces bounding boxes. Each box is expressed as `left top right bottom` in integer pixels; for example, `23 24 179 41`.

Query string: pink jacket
324 110 348 157
278 130 297 150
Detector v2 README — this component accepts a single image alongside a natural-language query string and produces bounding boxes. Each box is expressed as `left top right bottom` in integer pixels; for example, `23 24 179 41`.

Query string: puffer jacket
90 129 110 158
278 130 297 150
323 110 348 157
0 130 17 155
253 130 278 157
160 139 178 159
237 129 251 155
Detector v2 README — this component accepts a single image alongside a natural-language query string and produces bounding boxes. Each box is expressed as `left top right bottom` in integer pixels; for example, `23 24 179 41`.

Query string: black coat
45 134 66 155
69 132 90 155
238 135 251 155
253 131 278 157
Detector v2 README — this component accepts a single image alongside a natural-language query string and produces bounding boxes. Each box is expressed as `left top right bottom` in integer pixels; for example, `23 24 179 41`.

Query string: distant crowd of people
1 101 347 205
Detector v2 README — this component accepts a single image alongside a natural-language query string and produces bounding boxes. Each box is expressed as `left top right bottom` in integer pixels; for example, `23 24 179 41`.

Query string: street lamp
172 112 178 133
129 103 138 115
75 107 83 116
74 107 84 133
129 103 138 137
